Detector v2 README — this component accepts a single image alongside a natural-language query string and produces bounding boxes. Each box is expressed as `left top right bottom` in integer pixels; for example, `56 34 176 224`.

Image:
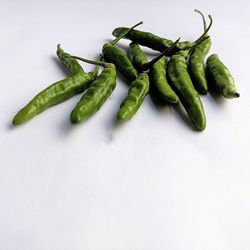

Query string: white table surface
1 0 250 249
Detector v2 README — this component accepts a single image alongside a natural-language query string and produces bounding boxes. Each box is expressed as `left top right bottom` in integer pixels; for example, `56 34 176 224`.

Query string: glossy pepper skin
206 54 239 98
149 57 179 104
12 72 96 125
117 73 149 121
103 43 138 81
189 37 211 94
128 42 148 71
57 44 84 74
112 27 193 53
167 54 206 131
70 64 116 123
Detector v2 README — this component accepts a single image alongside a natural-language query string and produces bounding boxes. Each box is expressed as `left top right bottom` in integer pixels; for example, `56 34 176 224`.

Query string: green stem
94 64 99 76
111 21 143 45
194 14 212 43
71 56 108 68
194 9 207 31
143 37 181 70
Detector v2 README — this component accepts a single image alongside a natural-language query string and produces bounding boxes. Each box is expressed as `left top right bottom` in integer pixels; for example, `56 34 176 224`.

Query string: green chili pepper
189 10 212 94
128 42 148 71
165 27 211 130
167 53 206 131
12 71 97 125
117 73 149 121
57 44 84 74
102 22 143 81
128 37 180 72
112 10 213 55
112 26 193 53
206 54 239 98
149 57 179 104
70 56 116 123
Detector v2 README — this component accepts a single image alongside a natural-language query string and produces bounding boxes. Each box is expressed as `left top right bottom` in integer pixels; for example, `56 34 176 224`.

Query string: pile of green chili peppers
12 10 239 131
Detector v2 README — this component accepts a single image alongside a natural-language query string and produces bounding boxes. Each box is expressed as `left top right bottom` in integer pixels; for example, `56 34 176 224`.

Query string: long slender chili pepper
128 42 148 72
164 13 211 130
206 54 239 98
167 54 206 131
70 56 116 123
57 44 84 74
166 37 210 131
112 10 213 55
12 71 97 125
112 26 193 53
117 73 150 121
189 10 212 94
128 38 181 72
149 57 179 104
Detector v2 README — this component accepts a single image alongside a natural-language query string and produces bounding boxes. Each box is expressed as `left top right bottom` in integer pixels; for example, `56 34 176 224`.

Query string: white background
1 0 250 249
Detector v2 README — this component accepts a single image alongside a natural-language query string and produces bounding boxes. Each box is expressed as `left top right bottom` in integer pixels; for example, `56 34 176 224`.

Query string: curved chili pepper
206 54 239 98
165 32 211 130
12 71 97 125
167 53 206 131
112 26 193 53
117 73 149 121
70 56 116 123
57 44 84 74
189 10 212 94
112 10 213 55
128 42 148 71
149 57 179 104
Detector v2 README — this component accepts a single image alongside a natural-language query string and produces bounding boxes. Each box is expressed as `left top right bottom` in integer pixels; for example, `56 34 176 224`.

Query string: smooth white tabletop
1 0 250 249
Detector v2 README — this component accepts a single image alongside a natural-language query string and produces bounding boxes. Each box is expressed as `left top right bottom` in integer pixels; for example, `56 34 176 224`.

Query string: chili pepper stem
194 14 213 43
93 65 99 76
111 21 143 45
194 9 207 31
71 56 109 68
